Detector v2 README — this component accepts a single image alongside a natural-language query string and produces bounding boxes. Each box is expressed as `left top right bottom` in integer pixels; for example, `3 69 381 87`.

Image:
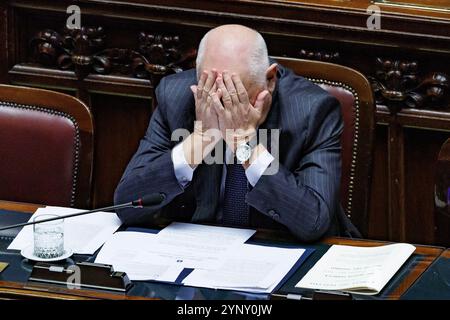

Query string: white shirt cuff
171 142 196 187
245 149 275 187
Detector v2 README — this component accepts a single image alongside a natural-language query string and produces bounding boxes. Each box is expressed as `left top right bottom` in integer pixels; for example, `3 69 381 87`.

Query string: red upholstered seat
275 57 375 236
317 84 356 219
0 85 94 208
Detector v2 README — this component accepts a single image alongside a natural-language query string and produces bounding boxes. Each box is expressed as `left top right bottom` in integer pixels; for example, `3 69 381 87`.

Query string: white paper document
95 223 256 275
95 232 184 282
154 222 256 269
157 222 256 247
182 244 305 293
295 243 416 295
8 206 122 255
94 223 303 292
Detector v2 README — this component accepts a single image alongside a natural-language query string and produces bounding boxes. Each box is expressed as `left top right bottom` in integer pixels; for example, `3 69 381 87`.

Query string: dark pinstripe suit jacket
114 64 360 242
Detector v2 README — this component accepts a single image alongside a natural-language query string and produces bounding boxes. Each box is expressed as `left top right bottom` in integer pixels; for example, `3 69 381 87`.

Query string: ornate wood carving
31 27 196 82
370 58 449 113
31 27 106 79
137 31 197 84
299 49 340 62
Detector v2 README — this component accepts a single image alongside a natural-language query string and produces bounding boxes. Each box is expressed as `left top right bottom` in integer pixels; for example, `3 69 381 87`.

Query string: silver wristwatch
236 142 253 163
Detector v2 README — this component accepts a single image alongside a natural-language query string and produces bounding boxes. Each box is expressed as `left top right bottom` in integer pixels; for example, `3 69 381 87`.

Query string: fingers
216 75 232 109
205 82 217 107
211 88 224 115
223 71 239 106
216 87 223 100
196 71 207 101
197 69 218 101
190 85 197 96
231 73 249 104
202 69 217 100
253 90 270 110
197 70 250 113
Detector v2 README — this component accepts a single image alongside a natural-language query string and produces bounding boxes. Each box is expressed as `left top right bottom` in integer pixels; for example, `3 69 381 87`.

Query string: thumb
190 85 197 96
254 90 270 110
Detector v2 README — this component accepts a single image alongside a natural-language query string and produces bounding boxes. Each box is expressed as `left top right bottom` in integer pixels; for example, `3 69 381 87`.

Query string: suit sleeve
114 77 186 225
246 95 343 242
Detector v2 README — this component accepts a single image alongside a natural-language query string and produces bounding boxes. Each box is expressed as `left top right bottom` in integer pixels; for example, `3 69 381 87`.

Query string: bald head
196 25 270 89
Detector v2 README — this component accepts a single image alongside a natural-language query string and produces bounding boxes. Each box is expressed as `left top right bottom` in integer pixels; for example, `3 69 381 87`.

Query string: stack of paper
8 206 122 255
95 232 184 282
295 243 416 295
182 244 305 293
154 222 257 269
94 222 305 293
95 223 256 281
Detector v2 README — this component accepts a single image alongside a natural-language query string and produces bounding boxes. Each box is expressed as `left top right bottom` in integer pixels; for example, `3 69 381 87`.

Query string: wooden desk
400 248 450 299
0 200 445 300
442 249 450 259
0 201 43 214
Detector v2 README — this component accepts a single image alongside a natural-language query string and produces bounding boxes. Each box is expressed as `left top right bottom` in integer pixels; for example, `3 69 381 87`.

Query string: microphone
131 193 166 208
0 193 166 232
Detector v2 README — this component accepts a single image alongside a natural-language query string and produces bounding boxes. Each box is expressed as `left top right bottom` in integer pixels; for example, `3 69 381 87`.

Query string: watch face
236 143 252 162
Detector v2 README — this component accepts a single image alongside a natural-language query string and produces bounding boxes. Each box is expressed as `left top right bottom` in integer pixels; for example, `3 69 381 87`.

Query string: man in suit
114 24 360 242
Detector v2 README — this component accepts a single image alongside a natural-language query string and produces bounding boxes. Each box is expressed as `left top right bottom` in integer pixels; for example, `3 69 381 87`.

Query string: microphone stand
0 194 165 232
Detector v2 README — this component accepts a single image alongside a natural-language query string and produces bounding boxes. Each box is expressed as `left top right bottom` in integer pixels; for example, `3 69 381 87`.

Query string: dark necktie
222 163 249 227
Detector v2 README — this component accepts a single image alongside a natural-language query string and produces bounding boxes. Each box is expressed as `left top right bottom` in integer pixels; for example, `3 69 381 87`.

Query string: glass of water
33 214 64 259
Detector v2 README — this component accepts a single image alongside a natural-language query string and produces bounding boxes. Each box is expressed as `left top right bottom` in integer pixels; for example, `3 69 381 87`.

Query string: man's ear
266 63 278 94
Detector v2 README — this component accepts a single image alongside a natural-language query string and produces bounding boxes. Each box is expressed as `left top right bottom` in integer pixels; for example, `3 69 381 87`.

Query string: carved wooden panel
30 26 197 83
370 58 449 113
298 49 340 63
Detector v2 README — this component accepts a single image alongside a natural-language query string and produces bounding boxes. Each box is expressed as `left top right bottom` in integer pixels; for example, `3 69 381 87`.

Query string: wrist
193 121 215 141
185 130 220 167
227 128 257 153
192 130 213 143
241 144 267 169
